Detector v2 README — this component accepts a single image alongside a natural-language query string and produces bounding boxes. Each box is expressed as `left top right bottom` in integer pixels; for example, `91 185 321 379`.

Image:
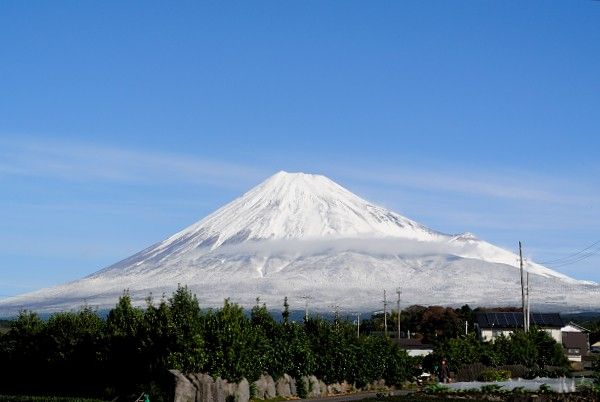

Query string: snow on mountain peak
160 171 440 252
1 170 597 315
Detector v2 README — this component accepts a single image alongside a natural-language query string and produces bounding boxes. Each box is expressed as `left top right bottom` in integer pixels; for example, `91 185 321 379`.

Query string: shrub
249 382 258 399
423 383 449 394
511 386 526 395
456 362 487 382
295 378 307 399
479 369 511 382
525 365 569 379
538 383 554 394
480 384 504 393
497 364 528 379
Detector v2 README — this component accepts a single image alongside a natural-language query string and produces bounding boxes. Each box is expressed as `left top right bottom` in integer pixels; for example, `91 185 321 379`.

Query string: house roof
395 338 433 350
562 322 590 333
475 312 563 329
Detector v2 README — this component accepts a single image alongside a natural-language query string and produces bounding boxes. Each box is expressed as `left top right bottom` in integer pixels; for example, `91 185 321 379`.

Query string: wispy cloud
2 136 598 209
0 136 267 189
332 165 599 206
0 135 598 284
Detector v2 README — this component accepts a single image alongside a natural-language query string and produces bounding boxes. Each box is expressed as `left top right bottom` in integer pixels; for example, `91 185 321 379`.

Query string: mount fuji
1 171 598 315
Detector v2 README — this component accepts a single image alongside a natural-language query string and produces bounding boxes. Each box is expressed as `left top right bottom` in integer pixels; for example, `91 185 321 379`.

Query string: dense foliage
362 304 475 342
425 330 569 376
0 287 412 401
0 290 573 401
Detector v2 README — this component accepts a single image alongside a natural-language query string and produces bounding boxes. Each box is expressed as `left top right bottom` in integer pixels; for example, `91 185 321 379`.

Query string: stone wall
169 370 391 402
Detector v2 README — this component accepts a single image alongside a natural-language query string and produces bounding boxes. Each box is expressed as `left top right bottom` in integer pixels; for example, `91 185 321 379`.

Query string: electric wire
539 240 600 266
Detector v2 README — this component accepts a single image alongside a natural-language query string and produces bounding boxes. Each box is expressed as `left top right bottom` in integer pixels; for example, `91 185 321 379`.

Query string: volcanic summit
1 171 597 314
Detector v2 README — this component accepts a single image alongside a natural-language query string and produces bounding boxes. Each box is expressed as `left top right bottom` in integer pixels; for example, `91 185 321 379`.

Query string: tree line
0 286 412 401
0 286 578 401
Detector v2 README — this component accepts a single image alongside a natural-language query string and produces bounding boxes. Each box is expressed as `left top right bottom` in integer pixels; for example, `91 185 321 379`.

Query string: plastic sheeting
445 377 593 393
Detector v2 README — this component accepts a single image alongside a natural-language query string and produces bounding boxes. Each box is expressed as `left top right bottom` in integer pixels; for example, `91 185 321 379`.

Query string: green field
0 396 107 402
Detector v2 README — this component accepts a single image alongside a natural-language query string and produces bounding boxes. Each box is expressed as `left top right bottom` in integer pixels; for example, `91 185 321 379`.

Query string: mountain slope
1 171 597 314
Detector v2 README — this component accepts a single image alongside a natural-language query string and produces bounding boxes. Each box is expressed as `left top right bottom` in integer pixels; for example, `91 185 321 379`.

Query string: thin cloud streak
2 137 598 208
0 137 268 189
0 136 598 284
333 166 599 207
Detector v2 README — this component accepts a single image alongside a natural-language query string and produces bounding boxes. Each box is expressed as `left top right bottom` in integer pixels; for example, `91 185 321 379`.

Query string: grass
0 396 108 402
362 397 489 402
249 397 287 402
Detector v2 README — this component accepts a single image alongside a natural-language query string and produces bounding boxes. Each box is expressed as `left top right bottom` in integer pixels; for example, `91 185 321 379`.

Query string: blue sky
1 1 599 298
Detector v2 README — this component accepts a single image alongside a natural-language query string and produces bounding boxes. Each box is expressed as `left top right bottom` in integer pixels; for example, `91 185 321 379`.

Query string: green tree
434 333 484 372
529 328 568 368
43 307 106 394
140 296 175 376
106 290 143 338
167 285 206 372
384 343 412 386
250 302 277 376
282 322 316 379
0 311 47 394
105 291 145 396
202 299 264 381
305 317 357 384
506 330 538 367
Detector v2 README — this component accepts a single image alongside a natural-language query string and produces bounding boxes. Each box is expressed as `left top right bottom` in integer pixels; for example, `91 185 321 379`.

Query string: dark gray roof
565 321 590 333
395 338 433 349
475 312 563 329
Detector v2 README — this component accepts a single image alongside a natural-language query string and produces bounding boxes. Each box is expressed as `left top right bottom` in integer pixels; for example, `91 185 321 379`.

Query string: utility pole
526 271 530 332
519 241 526 332
356 312 361 338
330 304 340 325
383 290 388 337
301 295 312 321
396 288 401 339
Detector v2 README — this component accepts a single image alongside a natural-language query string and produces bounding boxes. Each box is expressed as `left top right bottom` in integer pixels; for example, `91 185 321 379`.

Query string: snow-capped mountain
1 171 598 315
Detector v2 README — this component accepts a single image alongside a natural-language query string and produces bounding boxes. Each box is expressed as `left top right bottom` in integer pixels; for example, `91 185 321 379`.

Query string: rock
287 374 297 396
236 378 250 402
318 380 327 396
213 377 226 402
249 374 278 399
306 375 321 398
184 374 201 401
169 370 196 402
253 375 267 399
264 374 276 399
223 380 236 399
327 382 344 395
275 375 292 397
196 373 216 402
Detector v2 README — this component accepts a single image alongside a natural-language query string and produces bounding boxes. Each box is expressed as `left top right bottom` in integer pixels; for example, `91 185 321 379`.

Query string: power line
540 242 600 265
539 240 600 266
549 248 600 268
